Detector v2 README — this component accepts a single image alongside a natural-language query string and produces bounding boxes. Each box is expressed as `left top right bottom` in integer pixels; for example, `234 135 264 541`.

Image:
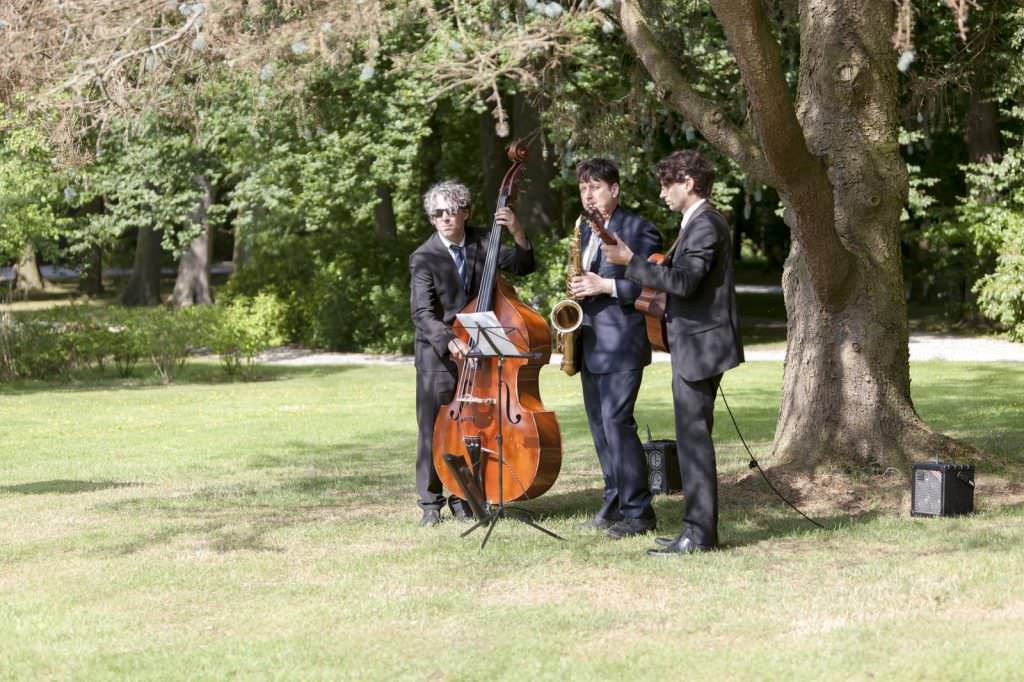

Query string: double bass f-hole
503 383 521 424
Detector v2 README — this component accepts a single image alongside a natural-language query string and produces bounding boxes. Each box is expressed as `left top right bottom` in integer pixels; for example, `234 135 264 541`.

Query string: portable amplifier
911 462 975 517
643 437 681 495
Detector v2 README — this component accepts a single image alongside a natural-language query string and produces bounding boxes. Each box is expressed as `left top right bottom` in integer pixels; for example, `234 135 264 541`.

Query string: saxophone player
571 158 664 539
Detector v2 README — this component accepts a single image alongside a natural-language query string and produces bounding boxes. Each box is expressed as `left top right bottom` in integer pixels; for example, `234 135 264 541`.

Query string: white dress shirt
679 198 707 234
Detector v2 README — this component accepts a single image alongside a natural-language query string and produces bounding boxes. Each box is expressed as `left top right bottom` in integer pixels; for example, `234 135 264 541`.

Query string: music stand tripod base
448 315 565 550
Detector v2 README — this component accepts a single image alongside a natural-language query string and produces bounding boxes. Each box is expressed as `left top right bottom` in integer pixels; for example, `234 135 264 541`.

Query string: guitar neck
584 211 617 245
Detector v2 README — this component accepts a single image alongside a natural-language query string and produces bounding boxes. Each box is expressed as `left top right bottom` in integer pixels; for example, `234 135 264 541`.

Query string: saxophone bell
550 298 583 334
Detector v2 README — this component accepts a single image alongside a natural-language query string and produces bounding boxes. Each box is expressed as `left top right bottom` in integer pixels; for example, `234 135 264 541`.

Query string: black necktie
450 244 468 291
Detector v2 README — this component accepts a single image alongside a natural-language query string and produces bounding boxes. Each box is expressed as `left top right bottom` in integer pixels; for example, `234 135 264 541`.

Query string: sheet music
456 311 521 357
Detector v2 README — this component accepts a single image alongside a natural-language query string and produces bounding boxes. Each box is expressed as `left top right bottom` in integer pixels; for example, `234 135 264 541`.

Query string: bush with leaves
0 308 76 379
211 294 286 375
135 306 215 383
959 119 1024 339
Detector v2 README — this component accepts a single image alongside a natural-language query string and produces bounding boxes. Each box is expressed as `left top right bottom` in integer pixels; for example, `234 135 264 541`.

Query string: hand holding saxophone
570 272 614 298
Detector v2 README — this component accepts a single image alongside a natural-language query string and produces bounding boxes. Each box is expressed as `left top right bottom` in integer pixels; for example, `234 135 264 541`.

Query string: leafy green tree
0 104 69 290
957 112 1024 339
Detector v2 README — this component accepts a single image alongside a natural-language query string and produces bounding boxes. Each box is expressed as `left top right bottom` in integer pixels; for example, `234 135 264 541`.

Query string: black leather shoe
647 536 712 556
419 509 441 527
451 506 474 523
607 516 656 539
577 515 620 530
654 536 677 547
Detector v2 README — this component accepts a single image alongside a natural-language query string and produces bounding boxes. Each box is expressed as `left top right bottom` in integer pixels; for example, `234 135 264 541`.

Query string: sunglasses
430 207 464 219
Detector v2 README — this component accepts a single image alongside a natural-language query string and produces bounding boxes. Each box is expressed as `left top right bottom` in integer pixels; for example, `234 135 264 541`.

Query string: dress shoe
607 516 656 539
419 509 441 527
451 506 474 523
647 535 712 556
577 515 620 530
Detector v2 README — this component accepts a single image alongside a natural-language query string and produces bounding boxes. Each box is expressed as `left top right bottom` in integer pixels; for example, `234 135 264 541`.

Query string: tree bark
122 226 164 306
374 184 397 240
965 73 1001 165
14 244 45 296
78 245 104 296
512 93 561 234
479 106 505 220
172 175 215 307
770 0 970 470
618 0 973 474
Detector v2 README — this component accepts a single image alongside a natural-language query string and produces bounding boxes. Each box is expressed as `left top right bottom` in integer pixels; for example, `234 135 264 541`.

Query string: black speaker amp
911 461 975 517
643 430 681 495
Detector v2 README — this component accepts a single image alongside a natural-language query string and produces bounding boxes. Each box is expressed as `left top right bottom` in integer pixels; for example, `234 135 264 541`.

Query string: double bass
432 142 562 507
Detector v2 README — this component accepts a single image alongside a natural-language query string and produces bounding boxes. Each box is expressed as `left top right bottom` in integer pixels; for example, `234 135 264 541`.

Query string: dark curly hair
655 150 715 198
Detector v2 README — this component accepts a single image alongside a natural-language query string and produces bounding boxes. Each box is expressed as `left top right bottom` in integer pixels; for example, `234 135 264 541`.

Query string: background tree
0 104 68 295
3 0 1022 476
592 0 1001 471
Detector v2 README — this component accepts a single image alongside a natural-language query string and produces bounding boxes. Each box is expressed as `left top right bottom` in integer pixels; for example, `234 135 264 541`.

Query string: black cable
718 384 825 530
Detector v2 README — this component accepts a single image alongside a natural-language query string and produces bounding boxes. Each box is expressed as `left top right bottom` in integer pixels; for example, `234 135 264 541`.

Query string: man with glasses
602 150 744 555
409 180 534 527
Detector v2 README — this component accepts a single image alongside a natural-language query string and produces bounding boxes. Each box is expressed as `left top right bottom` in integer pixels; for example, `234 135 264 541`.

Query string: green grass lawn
2 360 1024 679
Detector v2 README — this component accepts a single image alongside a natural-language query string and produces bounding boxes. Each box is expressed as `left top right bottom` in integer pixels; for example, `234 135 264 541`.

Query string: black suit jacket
410 227 535 372
625 203 743 382
578 206 663 374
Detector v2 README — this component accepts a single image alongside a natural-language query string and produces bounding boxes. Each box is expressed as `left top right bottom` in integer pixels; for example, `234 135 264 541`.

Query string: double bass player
409 180 534 527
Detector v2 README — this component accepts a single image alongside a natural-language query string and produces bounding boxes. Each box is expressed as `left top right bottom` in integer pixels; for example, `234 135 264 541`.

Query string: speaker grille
913 468 942 516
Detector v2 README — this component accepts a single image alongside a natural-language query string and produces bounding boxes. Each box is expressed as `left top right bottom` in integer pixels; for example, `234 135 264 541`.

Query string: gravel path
257 333 1024 366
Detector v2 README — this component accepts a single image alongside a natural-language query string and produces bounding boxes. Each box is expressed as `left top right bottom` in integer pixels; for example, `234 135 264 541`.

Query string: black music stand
450 315 564 550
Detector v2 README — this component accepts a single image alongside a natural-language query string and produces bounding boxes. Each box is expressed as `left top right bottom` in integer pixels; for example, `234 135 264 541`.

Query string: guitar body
634 253 670 353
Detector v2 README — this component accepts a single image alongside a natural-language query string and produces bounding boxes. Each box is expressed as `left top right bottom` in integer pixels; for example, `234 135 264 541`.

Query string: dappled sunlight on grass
2 359 1023 676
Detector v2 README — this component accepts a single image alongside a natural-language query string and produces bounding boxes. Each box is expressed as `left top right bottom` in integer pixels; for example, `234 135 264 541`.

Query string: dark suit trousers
581 368 654 520
415 368 458 511
672 371 722 547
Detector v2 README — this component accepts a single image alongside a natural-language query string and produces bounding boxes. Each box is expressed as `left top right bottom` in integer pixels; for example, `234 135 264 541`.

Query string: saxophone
550 216 584 376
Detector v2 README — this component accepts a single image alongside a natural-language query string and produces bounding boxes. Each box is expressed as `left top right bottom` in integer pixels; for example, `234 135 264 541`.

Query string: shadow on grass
0 362 364 396
510 479 879 549
93 455 408 556
0 479 138 495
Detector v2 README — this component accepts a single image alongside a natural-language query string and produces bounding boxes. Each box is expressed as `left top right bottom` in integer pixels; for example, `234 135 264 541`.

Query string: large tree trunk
374 184 397 240
122 226 163 306
618 0 972 475
772 1 966 471
513 93 562 234
172 175 215 307
14 244 45 297
78 245 104 296
479 106 505 220
966 84 1001 164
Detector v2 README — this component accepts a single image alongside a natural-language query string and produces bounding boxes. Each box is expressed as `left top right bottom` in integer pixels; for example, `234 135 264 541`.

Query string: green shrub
136 306 216 383
956 114 1024 335
104 308 148 377
0 315 74 379
210 294 286 376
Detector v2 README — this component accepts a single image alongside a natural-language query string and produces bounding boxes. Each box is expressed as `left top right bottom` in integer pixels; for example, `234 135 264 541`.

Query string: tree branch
615 0 772 185
708 0 855 308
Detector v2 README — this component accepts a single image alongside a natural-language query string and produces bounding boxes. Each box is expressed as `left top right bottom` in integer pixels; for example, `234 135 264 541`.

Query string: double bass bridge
457 396 496 405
